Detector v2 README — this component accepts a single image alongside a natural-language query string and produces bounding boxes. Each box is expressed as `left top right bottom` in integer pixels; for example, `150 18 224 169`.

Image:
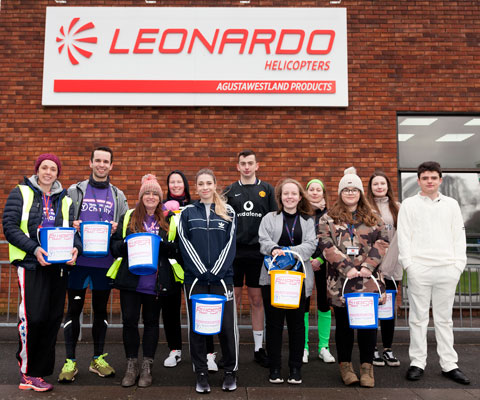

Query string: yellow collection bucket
269 270 305 309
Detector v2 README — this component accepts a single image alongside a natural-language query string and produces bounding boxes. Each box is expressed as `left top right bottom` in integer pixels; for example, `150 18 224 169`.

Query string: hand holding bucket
342 275 382 329
189 278 228 335
125 232 162 275
268 249 306 309
39 227 76 264
80 221 112 258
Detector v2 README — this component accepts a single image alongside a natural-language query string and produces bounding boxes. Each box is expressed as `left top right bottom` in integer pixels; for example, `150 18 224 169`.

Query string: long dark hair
329 191 379 227
367 170 399 227
275 178 313 216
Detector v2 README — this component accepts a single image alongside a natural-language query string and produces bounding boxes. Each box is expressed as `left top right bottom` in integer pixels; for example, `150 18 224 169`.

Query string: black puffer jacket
2 176 82 270
110 211 181 295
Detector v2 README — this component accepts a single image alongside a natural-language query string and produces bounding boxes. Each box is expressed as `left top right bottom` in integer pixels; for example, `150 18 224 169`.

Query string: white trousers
407 264 460 372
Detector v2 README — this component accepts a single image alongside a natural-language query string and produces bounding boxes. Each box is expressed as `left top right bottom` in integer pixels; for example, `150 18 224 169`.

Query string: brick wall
1 0 479 314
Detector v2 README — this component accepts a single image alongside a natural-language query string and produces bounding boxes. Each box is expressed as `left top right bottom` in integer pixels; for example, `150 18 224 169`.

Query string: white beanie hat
338 167 364 194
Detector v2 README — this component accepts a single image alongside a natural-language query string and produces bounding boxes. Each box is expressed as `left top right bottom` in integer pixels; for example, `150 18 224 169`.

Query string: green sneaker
89 353 115 377
58 359 78 383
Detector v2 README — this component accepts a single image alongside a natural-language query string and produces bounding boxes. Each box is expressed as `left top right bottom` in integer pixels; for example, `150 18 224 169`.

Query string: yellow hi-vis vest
9 185 72 263
106 209 184 283
167 211 184 283
106 209 134 279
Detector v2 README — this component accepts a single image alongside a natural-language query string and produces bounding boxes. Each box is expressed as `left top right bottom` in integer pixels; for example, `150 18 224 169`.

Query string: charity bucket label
46 229 75 261
83 223 110 253
272 272 303 307
378 291 394 320
346 296 376 326
127 235 153 266
194 298 224 334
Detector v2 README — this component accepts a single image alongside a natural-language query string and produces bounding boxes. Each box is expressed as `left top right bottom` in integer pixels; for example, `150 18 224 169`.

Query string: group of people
2 147 470 393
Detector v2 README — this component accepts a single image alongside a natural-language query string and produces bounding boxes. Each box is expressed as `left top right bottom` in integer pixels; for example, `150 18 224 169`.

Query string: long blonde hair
195 168 232 222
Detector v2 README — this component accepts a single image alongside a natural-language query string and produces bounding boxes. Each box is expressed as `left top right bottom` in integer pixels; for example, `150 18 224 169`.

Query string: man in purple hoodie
58 147 128 383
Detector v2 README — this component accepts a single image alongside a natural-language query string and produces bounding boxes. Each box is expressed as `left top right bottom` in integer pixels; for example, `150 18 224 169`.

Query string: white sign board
42 7 348 107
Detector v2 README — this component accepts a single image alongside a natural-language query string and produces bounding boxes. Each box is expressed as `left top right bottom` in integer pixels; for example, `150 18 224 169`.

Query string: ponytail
212 191 232 222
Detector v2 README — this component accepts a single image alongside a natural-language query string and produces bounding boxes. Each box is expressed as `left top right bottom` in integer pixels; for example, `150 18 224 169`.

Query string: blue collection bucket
342 276 381 329
125 232 161 275
191 294 227 335
378 278 398 321
39 227 75 264
80 221 112 258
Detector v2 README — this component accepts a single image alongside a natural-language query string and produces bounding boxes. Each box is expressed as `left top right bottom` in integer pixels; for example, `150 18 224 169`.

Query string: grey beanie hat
338 167 364 194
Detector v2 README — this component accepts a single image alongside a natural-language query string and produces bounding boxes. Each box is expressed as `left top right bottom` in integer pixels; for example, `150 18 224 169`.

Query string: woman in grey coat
258 178 317 386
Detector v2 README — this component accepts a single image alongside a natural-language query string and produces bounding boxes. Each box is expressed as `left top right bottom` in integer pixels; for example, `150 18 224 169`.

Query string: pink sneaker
19 374 53 392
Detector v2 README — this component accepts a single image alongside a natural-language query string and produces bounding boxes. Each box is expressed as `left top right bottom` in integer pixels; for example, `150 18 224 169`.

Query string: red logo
56 18 97 65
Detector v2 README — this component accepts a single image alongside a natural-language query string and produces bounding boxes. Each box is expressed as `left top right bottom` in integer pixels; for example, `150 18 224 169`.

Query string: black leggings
304 263 330 312
120 290 162 359
377 279 399 349
262 285 305 370
333 306 376 364
64 288 110 359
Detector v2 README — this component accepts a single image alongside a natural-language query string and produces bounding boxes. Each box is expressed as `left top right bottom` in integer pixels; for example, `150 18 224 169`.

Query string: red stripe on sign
54 80 336 94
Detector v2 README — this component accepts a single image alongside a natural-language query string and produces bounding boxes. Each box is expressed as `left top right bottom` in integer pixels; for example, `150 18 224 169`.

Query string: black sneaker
372 350 385 367
222 371 237 392
268 368 284 384
195 372 211 394
287 368 302 385
254 348 269 368
383 349 400 367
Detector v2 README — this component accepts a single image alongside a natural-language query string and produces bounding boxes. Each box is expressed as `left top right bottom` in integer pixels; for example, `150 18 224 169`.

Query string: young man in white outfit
397 161 470 385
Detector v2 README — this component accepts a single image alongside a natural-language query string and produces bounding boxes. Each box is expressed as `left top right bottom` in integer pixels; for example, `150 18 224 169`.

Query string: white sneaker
302 348 309 364
207 352 218 372
319 347 335 363
163 350 182 367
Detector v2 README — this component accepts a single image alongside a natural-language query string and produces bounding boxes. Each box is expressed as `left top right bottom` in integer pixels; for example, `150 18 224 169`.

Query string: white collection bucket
268 250 306 309
342 276 381 329
189 279 228 335
39 227 75 263
378 278 397 320
80 221 111 257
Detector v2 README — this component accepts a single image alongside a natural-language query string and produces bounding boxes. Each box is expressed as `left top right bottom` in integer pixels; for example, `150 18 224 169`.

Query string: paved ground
0 325 478 399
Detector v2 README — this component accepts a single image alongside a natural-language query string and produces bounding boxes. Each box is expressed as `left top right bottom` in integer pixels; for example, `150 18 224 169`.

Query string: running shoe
89 353 115 377
58 359 78 383
19 374 53 392
164 350 182 368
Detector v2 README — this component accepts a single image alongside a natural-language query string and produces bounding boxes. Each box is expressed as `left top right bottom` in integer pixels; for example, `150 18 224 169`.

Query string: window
397 114 480 243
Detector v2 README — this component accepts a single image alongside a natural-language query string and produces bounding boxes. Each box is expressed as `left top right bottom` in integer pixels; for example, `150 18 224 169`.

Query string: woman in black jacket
162 169 190 369
178 168 238 394
2 153 81 392
110 174 180 388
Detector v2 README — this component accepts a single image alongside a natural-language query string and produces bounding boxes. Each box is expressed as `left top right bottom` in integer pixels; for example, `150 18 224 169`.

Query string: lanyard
91 187 110 222
347 211 358 245
42 193 51 222
284 215 299 245
40 193 61 228
347 224 355 245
